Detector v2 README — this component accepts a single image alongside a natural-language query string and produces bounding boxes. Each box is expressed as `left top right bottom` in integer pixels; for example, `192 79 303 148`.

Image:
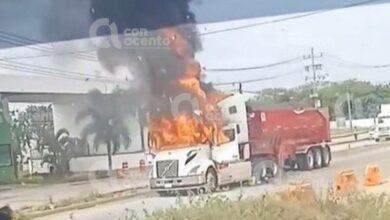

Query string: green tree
252 79 390 120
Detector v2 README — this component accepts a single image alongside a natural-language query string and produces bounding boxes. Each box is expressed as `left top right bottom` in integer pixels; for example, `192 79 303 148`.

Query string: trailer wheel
205 168 217 193
313 148 322 169
321 146 331 167
296 148 314 170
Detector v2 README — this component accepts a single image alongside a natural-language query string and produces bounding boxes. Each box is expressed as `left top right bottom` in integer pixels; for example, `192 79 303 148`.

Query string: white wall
53 98 148 171
69 153 146 172
330 118 376 129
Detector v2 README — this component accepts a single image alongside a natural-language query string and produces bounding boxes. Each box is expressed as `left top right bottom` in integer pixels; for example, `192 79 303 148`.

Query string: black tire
375 138 380 142
313 148 322 169
205 168 218 193
321 146 331 167
252 157 278 184
296 148 315 171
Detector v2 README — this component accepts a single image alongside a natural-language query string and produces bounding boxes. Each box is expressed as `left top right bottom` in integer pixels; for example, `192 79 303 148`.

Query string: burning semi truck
148 93 331 193
89 1 331 193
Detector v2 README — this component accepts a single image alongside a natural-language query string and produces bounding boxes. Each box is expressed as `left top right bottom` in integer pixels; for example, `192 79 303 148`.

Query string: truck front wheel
205 168 217 193
296 148 314 170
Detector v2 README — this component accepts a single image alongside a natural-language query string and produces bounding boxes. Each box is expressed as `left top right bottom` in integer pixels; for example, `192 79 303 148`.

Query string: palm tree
76 89 136 173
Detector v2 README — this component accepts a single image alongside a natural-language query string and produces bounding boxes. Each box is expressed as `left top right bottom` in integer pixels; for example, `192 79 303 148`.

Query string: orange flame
149 28 229 151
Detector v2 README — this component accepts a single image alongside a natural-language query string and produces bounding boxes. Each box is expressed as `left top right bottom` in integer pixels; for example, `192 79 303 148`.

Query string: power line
0 37 97 62
0 34 53 51
203 57 301 72
0 31 96 59
1 60 101 79
0 63 127 84
0 38 96 61
229 89 261 94
200 11 321 36
0 48 98 60
0 60 127 84
213 70 301 86
0 63 87 81
199 0 383 36
324 55 390 68
0 31 47 45
0 31 98 61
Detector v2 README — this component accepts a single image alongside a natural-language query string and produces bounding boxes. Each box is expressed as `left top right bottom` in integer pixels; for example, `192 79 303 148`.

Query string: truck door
211 126 240 163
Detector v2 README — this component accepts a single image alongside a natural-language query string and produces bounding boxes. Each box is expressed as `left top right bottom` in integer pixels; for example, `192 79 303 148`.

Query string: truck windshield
0 145 11 167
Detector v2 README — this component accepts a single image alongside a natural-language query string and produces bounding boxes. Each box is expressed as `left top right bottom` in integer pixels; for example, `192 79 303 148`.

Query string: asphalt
34 140 390 220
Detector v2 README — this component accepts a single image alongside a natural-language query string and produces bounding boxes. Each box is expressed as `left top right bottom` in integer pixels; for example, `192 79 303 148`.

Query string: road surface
35 141 390 220
0 173 148 210
0 138 367 210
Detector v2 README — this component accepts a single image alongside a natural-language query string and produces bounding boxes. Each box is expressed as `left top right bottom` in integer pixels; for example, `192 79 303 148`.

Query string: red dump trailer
248 107 331 171
148 93 333 192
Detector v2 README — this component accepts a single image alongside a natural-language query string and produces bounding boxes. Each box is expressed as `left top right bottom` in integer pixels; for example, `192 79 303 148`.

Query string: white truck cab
149 93 253 193
149 123 252 193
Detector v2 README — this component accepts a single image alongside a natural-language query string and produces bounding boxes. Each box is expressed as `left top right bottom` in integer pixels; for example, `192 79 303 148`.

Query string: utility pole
303 48 327 108
346 87 353 131
238 83 243 94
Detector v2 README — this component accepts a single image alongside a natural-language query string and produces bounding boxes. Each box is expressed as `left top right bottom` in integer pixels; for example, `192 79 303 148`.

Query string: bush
144 193 390 220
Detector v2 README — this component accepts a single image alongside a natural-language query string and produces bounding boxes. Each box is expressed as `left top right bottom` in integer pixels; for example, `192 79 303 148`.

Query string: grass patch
143 193 390 220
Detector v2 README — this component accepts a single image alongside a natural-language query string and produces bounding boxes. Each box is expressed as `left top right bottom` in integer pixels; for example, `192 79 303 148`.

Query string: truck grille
156 160 179 178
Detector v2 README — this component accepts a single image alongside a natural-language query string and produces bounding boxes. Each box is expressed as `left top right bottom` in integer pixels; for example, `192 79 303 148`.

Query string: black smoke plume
91 0 206 117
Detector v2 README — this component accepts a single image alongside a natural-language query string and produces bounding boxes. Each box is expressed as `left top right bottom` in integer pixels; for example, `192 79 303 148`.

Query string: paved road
0 138 368 211
35 141 390 220
0 173 148 210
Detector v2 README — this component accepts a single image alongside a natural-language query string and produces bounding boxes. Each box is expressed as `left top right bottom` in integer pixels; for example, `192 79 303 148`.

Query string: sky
1 0 387 44
1 0 390 92
196 2 390 91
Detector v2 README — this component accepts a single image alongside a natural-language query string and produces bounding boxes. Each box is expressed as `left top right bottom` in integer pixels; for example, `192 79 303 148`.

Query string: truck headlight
188 165 201 175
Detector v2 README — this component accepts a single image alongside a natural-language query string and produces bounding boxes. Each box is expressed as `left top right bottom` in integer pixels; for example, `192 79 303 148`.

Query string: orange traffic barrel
364 164 382 186
333 170 358 197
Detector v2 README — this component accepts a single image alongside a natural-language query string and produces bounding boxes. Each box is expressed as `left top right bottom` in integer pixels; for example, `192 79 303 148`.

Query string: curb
330 139 386 154
331 131 369 139
331 138 370 147
15 186 152 220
